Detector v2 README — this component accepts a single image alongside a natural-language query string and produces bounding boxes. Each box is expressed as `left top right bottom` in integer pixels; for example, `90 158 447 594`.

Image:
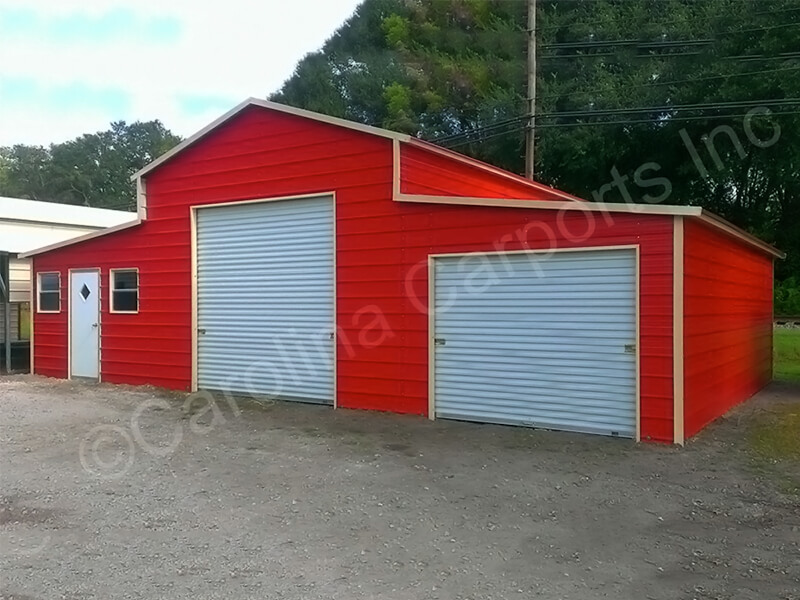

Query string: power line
440 109 800 148
541 21 800 50
724 52 800 62
535 5 800 35
433 98 800 144
535 65 800 103
540 98 800 119
542 39 712 50
542 48 800 60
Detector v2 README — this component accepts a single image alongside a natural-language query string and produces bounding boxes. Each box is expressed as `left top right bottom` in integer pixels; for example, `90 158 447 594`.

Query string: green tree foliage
271 0 799 281
0 121 181 211
776 277 800 316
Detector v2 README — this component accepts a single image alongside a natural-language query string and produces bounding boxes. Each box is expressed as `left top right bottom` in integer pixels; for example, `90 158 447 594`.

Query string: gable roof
19 100 782 260
130 98 567 199
131 98 411 181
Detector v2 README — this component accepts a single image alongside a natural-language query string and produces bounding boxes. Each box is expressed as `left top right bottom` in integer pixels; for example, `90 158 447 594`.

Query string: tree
270 0 799 280
0 120 181 210
0 145 54 201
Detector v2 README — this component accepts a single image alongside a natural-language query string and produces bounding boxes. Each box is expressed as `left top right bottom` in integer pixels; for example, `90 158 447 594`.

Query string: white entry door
70 270 100 379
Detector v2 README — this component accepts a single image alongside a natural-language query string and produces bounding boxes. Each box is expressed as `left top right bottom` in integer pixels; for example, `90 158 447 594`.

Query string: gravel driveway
1 375 798 600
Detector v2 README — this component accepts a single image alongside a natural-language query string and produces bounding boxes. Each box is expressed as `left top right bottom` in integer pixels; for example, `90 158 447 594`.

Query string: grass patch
748 403 800 494
774 328 800 382
750 404 800 462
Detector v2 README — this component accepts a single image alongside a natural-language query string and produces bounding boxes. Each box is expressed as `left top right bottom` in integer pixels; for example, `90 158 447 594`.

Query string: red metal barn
23 99 781 444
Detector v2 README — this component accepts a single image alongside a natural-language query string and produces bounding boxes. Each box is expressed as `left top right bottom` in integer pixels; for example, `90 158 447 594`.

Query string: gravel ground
1 375 798 600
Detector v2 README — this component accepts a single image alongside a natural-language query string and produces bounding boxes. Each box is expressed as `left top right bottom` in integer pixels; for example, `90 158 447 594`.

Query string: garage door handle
434 338 446 346
624 344 636 354
198 328 206 335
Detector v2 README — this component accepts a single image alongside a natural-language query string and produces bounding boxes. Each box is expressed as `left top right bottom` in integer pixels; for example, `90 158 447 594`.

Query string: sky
0 0 363 146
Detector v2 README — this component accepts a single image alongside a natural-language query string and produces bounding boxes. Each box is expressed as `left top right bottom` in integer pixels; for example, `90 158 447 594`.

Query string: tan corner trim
132 98 411 181
404 138 585 202
19 218 142 258
392 139 401 198
29 261 34 374
395 192 703 217
634 245 642 443
190 206 198 393
66 270 70 379
331 191 338 410
427 254 435 421
697 210 784 259
136 177 147 220
673 216 685 446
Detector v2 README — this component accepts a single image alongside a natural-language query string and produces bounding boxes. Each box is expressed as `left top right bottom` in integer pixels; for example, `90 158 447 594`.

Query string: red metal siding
31 270 68 379
683 220 774 438
31 105 675 442
401 142 571 200
341 199 675 442
32 227 191 389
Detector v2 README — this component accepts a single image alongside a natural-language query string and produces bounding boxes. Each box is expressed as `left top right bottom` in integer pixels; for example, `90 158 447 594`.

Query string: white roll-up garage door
196 196 335 404
433 248 637 437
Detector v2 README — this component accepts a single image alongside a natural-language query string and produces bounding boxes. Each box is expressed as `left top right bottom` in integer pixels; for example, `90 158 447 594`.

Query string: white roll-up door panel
196 196 334 404
433 249 637 437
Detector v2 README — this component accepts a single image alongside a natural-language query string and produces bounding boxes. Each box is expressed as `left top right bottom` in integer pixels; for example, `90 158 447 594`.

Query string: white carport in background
0 197 136 372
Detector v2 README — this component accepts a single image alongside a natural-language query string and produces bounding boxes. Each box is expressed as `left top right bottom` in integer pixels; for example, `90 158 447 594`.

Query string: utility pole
525 0 537 180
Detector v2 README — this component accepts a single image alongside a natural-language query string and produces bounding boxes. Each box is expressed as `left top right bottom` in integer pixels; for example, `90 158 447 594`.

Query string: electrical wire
534 5 800 36
440 109 800 149
535 65 800 103
538 98 800 119
541 49 800 60
433 98 800 144
541 21 800 50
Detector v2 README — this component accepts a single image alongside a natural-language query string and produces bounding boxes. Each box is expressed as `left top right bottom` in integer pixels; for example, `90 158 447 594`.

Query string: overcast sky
0 0 363 146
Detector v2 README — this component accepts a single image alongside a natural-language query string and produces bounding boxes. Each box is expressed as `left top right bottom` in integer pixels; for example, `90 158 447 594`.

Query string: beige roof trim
696 210 784 259
19 218 143 258
29 101 779 261
131 98 412 181
395 191 703 215
404 139 585 202
132 98 574 202
394 192 783 258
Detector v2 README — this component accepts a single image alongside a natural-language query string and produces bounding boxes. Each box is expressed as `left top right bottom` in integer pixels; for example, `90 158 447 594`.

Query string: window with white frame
37 272 60 313
111 269 139 313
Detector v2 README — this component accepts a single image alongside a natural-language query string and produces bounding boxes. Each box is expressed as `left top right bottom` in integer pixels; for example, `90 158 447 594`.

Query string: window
111 269 139 313
37 273 60 313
